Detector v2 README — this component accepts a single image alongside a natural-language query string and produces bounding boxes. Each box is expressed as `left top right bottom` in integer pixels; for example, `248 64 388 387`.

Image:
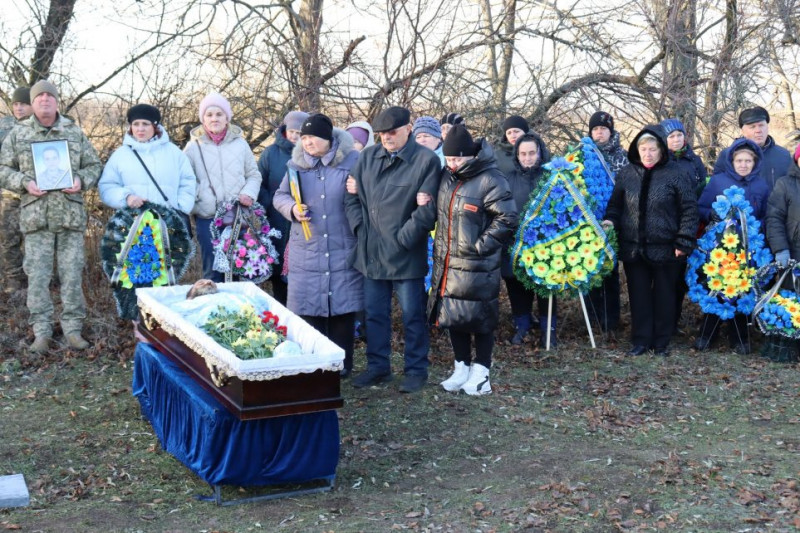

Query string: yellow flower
792 313 800 329
565 251 581 266
545 271 561 286
736 250 747 262
533 262 550 278
533 245 551 261
786 301 800 315
551 242 567 256
565 236 580 250
571 266 588 281
738 278 751 291
565 152 578 163
710 248 726 262
703 263 719 276
583 256 598 270
709 278 724 291
722 232 739 249
551 257 566 271
580 227 596 242
521 249 536 268
578 244 594 258
723 285 739 298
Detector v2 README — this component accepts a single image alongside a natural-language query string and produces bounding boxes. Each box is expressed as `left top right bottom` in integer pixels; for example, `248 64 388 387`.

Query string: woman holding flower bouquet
693 138 767 354
184 92 262 281
273 114 362 377
428 124 517 395
604 124 698 356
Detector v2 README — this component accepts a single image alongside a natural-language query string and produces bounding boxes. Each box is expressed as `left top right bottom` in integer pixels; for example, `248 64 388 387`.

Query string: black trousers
504 276 556 320
623 259 684 350
587 264 621 331
448 329 494 368
300 312 356 371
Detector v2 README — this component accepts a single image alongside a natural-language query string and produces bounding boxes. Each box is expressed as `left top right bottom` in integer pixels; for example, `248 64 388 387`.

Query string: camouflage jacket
0 114 101 233
0 115 16 146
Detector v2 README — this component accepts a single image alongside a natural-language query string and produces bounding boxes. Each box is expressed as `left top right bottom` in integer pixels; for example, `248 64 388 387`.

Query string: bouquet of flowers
211 200 281 283
562 137 616 220
753 261 800 339
512 157 616 297
101 202 194 320
201 305 288 360
686 186 772 319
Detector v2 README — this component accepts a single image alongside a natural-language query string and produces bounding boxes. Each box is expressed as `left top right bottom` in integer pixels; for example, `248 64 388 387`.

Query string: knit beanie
30 80 59 102
739 106 770 127
198 92 233 123
440 113 464 126
300 113 333 141
502 115 529 133
589 111 614 133
127 104 161 125
412 116 442 139
660 118 685 135
346 126 369 147
283 110 309 131
12 87 30 105
794 144 800 163
442 124 478 157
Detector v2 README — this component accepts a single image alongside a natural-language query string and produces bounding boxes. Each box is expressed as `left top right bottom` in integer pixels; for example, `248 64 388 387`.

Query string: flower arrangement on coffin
753 261 800 339
101 202 194 320
686 186 772 319
202 305 289 360
512 157 616 298
562 137 616 220
211 200 281 283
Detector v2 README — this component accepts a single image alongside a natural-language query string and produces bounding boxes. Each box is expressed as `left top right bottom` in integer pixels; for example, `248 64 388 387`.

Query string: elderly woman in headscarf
184 92 261 281
604 124 698 357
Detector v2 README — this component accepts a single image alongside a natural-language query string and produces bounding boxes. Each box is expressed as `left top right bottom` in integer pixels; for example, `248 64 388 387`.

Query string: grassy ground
1 244 800 532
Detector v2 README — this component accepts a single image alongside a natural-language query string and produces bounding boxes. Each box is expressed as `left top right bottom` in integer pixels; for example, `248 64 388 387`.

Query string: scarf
205 127 228 145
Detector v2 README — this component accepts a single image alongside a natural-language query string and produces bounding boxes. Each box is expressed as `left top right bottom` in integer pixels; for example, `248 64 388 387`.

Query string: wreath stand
542 293 596 351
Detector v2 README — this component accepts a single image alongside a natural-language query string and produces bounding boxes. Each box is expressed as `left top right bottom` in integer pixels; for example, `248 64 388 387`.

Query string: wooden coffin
137 283 344 420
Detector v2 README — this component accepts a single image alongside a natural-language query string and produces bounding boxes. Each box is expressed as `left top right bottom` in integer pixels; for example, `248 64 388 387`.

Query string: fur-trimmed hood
290 127 355 170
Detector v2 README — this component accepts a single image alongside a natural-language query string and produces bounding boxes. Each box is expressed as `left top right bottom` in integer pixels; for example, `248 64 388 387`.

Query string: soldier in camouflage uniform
0 87 32 292
0 80 101 353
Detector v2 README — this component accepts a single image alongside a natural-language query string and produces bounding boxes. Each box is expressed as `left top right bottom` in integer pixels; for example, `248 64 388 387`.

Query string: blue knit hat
660 118 685 135
412 116 442 139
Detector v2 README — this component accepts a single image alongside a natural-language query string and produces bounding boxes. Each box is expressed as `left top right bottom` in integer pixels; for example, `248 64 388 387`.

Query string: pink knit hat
199 92 233 123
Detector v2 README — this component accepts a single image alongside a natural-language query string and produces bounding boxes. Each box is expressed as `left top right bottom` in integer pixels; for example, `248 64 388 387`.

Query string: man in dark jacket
345 106 441 393
713 107 793 192
257 110 308 304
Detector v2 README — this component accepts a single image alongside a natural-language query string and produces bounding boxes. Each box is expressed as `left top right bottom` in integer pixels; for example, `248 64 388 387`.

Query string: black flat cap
373 106 411 133
739 106 770 127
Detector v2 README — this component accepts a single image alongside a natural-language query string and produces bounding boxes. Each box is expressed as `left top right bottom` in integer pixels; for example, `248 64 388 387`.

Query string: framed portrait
31 140 73 191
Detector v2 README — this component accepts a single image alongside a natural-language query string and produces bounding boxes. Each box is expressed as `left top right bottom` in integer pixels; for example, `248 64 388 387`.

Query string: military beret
373 106 411 133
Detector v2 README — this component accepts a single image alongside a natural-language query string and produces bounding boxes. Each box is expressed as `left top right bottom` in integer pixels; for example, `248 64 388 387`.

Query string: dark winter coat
713 135 793 192
427 140 518 333
698 138 768 223
765 163 800 259
257 124 294 259
500 131 550 278
494 138 516 178
668 143 707 195
344 136 440 280
273 128 363 317
595 130 628 175
605 125 699 263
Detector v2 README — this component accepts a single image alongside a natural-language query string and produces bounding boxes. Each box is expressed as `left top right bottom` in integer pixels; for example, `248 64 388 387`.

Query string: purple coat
273 128 363 317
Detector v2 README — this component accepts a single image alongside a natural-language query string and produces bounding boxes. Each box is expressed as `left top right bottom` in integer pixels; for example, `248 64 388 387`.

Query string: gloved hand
776 250 791 267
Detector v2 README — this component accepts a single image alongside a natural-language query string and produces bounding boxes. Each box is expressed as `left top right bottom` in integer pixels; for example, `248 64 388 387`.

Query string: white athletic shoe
460 363 492 396
440 361 470 392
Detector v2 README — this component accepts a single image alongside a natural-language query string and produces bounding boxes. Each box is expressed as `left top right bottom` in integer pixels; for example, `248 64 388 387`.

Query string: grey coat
273 128 363 317
344 136 441 280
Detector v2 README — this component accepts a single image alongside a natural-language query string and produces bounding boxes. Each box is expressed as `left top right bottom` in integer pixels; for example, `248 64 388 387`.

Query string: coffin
136 282 344 420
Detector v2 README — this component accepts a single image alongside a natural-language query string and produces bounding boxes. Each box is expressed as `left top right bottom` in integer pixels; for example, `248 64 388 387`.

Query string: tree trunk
660 0 698 138
30 0 77 84
295 0 324 111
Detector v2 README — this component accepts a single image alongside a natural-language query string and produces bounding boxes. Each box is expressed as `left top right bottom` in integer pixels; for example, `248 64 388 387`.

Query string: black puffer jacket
605 125 699 263
494 138 516 177
427 140 518 333
500 131 550 278
668 143 707 196
765 163 800 259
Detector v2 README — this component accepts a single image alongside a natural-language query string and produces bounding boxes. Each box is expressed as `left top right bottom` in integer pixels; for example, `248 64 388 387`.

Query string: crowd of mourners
1 80 799 396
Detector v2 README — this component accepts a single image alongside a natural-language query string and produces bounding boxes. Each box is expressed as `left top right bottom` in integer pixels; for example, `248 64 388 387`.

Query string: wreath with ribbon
210 199 281 283
512 156 616 298
752 260 800 339
101 201 195 320
686 186 772 319
562 137 616 220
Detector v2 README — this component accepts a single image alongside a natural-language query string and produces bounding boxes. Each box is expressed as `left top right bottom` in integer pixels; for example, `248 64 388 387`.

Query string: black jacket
256 125 294 258
766 163 800 259
494 138 516 178
595 130 628 175
345 136 441 279
668 143 707 196
500 131 550 278
605 125 699 263
427 140 518 333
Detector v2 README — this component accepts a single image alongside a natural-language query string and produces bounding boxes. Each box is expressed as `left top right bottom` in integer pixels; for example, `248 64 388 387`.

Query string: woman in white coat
183 92 262 281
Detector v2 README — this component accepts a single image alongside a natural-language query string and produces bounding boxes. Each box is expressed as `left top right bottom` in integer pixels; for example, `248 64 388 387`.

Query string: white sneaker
460 363 492 396
440 361 470 392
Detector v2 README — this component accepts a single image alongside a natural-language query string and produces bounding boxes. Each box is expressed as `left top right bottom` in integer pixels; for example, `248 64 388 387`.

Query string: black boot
510 314 532 345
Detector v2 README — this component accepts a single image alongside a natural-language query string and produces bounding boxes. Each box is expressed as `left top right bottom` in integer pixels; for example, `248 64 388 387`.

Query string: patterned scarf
205 127 228 145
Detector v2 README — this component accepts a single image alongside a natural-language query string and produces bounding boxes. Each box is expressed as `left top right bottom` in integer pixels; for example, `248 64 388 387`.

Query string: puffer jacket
605 124 698 263
714 135 793 192
668 143 707 195
594 130 628 175
493 137 516 177
273 128 363 317
184 124 261 218
698 138 768 223
765 163 800 259
427 139 518 333
256 124 294 259
99 125 196 214
500 131 550 278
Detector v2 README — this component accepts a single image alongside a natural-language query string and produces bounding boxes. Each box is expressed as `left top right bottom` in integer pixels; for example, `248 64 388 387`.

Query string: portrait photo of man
32 140 73 190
